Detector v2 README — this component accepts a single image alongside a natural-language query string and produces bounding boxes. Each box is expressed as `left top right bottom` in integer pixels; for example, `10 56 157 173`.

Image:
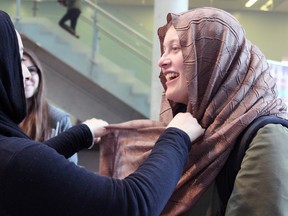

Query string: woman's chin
24 91 34 99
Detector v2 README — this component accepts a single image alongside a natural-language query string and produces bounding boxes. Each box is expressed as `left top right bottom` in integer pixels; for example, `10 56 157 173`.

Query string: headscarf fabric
0 10 28 137
158 7 288 214
100 7 288 215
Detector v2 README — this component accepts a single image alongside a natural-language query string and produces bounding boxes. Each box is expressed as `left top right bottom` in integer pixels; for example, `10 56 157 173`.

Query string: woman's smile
165 72 179 83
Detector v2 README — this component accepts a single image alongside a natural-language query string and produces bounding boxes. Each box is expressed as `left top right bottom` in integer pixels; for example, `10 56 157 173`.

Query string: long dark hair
19 48 51 141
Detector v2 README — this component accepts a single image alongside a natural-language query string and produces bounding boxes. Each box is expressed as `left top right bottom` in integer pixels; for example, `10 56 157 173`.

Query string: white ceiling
97 0 288 13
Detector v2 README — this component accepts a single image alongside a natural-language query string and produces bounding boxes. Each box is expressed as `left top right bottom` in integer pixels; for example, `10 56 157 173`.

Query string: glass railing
2 0 152 116
6 0 153 84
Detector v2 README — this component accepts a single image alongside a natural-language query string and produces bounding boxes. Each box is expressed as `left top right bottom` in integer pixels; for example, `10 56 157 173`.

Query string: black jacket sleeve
43 124 93 158
3 127 190 216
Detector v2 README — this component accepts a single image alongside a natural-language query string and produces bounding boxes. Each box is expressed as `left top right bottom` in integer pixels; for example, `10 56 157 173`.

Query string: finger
95 137 101 143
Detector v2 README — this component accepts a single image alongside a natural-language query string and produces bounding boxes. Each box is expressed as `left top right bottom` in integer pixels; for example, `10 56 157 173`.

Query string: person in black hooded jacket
0 10 204 216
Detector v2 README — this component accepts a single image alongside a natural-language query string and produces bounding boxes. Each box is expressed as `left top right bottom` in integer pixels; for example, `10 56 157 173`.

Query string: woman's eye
28 67 38 73
172 46 180 51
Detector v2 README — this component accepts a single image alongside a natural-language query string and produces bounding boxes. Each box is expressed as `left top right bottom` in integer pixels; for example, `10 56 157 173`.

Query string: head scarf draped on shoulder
0 10 28 137
99 7 288 215
157 7 288 214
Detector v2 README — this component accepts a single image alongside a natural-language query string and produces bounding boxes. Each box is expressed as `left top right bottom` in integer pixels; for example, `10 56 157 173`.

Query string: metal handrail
23 0 152 47
16 0 152 77
78 12 152 63
84 0 152 47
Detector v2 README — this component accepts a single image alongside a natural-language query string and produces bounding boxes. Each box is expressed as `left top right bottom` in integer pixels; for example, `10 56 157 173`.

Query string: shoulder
248 124 288 155
240 116 288 148
48 104 72 129
48 104 70 120
254 123 288 142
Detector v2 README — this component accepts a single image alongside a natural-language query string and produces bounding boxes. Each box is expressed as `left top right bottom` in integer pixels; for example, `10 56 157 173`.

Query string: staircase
15 16 151 118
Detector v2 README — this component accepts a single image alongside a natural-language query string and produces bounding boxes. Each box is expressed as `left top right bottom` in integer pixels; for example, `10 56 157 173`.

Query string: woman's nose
22 63 31 81
158 55 171 68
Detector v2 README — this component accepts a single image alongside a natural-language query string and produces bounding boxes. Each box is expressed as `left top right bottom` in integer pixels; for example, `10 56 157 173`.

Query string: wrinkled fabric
100 120 166 178
99 7 288 215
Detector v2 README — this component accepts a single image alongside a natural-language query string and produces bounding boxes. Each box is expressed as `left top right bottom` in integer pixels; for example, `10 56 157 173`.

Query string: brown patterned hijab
100 7 288 215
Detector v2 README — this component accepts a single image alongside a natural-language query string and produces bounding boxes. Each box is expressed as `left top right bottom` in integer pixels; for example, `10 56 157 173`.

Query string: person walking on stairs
58 0 81 38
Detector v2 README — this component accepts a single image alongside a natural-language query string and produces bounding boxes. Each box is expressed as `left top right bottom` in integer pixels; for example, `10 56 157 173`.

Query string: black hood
0 10 27 137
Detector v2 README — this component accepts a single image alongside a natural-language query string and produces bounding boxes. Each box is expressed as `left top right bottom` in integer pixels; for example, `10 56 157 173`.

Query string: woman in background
19 48 78 164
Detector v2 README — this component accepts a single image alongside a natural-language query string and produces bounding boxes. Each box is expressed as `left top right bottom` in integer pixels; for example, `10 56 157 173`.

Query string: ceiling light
245 0 258 7
260 0 273 11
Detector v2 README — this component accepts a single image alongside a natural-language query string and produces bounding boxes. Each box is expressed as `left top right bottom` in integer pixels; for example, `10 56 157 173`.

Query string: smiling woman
19 48 78 164
158 25 188 105
156 7 288 215
99 7 288 216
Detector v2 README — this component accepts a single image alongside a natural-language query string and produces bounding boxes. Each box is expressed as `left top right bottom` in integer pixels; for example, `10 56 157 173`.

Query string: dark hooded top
0 10 191 216
0 10 26 135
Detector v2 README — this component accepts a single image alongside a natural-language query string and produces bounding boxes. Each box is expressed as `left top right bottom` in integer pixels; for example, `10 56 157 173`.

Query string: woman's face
158 25 188 104
16 31 31 84
22 54 40 99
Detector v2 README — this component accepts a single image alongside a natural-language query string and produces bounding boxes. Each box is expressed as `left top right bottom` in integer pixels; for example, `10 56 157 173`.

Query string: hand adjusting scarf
99 7 288 215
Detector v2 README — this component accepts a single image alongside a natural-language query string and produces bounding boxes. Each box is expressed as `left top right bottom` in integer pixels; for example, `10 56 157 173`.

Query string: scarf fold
100 7 288 215
100 120 166 178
